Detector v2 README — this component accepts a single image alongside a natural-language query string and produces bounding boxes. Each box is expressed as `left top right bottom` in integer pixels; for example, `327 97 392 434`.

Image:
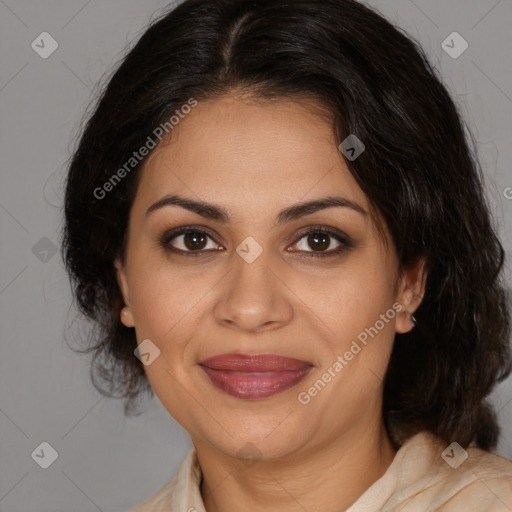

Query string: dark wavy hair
61 0 511 451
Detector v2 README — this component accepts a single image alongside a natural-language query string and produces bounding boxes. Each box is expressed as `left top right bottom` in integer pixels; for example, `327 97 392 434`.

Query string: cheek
292 259 395 338
128 252 204 336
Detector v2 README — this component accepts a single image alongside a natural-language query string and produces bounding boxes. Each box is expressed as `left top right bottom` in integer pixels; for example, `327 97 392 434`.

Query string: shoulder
436 441 512 511
390 431 512 511
349 431 512 511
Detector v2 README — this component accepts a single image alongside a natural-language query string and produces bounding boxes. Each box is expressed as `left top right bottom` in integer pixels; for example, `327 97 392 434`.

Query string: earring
406 310 417 328
121 307 129 320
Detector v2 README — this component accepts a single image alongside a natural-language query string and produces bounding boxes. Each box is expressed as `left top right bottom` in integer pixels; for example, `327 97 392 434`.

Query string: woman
61 0 512 510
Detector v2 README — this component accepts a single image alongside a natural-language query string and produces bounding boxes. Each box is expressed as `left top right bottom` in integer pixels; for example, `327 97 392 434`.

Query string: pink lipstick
199 354 313 399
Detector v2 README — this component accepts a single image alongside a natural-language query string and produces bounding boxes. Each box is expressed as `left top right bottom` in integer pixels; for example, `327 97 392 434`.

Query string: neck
194 422 397 512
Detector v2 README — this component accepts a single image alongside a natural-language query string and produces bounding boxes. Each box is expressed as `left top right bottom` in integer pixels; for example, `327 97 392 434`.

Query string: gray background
1 0 511 510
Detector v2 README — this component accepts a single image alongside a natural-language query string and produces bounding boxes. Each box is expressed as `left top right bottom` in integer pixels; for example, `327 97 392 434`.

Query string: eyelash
159 225 353 258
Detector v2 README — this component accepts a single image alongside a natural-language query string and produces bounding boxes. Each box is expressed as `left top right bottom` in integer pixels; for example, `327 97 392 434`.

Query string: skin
115 92 426 512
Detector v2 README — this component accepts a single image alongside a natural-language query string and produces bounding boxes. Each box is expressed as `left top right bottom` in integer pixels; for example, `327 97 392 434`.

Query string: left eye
290 230 348 254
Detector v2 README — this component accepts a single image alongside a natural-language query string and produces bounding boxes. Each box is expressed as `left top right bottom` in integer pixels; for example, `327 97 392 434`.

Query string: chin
195 416 310 463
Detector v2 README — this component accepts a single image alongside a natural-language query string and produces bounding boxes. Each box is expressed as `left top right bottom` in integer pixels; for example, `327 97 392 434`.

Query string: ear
395 257 427 334
114 255 135 327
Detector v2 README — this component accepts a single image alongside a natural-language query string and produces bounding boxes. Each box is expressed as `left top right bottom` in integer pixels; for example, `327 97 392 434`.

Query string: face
115 93 425 461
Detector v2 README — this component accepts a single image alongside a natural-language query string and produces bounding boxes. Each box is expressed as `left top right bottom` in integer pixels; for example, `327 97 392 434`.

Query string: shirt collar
170 449 207 512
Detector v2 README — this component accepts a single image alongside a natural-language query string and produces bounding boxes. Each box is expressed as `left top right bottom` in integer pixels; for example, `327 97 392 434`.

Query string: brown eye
183 232 208 250
306 232 331 251
296 231 343 252
289 227 353 257
160 228 221 254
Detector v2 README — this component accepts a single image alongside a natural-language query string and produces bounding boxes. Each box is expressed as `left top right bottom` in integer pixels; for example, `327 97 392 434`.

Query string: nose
213 250 294 334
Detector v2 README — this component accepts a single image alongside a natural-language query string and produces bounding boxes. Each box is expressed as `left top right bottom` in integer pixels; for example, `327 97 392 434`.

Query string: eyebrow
145 193 367 225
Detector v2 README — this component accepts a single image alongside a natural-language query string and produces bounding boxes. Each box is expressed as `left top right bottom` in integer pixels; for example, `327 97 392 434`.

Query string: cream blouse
130 431 512 511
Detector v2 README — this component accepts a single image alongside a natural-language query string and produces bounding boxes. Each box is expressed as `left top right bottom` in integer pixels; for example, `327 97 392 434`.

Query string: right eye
160 227 224 256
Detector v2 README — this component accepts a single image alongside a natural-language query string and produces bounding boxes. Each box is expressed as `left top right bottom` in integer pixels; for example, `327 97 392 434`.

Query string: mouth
198 353 314 399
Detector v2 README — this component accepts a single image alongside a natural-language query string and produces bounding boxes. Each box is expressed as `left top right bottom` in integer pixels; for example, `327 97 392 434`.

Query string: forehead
132 94 370 223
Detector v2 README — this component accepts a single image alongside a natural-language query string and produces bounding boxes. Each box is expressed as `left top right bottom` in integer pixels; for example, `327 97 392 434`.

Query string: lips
199 354 313 399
